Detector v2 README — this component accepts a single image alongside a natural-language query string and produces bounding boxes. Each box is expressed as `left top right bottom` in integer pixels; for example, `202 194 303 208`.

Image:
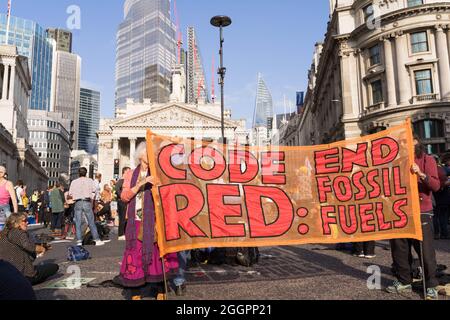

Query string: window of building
414 120 445 140
425 144 447 155
407 0 423 7
369 44 381 66
415 69 433 95
371 80 383 104
411 31 428 53
368 126 387 134
363 4 374 23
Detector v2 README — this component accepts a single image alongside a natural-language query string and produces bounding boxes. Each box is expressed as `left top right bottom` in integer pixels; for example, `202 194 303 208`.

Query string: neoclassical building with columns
0 45 47 190
283 0 450 155
97 65 249 183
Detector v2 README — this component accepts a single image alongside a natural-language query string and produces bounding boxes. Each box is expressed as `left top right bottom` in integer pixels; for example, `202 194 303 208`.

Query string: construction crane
211 55 216 103
192 36 205 103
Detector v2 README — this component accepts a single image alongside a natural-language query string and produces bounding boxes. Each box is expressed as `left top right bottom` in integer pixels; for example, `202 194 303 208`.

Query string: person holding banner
386 136 440 300
114 142 178 300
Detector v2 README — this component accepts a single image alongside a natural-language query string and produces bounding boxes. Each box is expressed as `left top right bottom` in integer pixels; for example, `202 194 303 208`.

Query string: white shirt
15 187 23 206
94 179 101 201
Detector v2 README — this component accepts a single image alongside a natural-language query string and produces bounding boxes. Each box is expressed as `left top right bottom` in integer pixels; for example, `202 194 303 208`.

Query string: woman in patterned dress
114 142 178 299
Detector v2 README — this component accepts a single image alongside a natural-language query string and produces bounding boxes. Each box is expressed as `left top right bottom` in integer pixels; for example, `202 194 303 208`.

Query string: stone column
129 138 136 166
340 51 354 117
395 33 412 105
2 64 9 101
8 64 15 102
384 37 397 107
358 50 368 111
112 138 119 160
447 27 450 65
435 26 450 101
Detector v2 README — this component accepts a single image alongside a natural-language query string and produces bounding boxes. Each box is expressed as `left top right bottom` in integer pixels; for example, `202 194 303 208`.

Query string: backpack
67 245 90 262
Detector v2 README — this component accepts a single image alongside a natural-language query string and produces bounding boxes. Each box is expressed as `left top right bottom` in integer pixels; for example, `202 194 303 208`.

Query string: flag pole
419 240 427 300
5 0 11 45
158 255 169 301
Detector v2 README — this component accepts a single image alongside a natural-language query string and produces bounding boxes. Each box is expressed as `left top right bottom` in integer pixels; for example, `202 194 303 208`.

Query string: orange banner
147 120 422 257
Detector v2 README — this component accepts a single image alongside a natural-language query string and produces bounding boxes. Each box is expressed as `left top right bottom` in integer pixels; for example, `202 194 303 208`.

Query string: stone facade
98 65 249 183
70 150 98 182
282 0 450 155
0 45 47 190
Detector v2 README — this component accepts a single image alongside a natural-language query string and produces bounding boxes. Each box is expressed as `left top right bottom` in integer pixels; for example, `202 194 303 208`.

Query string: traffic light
114 159 120 176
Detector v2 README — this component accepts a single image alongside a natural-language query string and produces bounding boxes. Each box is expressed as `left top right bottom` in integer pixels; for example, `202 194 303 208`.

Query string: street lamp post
210 15 232 144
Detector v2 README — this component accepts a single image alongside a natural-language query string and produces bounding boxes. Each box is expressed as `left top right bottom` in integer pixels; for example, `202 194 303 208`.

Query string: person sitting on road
97 184 113 222
0 213 59 286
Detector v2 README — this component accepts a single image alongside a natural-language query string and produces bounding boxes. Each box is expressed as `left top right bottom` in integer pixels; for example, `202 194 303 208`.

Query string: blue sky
8 0 330 126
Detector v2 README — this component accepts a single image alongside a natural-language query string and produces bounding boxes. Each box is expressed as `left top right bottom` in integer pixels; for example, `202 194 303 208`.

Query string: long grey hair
134 142 148 167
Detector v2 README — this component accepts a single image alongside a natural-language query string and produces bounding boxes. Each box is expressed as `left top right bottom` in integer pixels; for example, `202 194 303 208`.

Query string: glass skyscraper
78 88 100 155
0 14 54 111
115 0 176 111
187 26 209 104
253 73 274 128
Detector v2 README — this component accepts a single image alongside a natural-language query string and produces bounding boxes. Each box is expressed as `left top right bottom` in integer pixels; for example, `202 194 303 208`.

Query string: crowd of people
0 136 449 300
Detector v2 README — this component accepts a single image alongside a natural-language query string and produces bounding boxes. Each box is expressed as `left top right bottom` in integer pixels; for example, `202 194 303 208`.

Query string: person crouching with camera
0 213 59 285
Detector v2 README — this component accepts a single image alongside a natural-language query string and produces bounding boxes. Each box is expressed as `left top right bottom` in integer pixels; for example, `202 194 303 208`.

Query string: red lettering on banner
189 147 226 181
315 148 340 175
338 205 358 235
158 144 187 180
371 137 399 166
261 152 286 185
228 150 259 184
321 206 337 235
317 176 332 203
375 202 393 231
333 176 353 202
382 168 392 197
352 171 367 201
159 184 207 241
207 185 246 238
393 199 408 229
359 204 376 233
243 186 294 238
393 167 407 195
342 144 369 173
367 170 381 198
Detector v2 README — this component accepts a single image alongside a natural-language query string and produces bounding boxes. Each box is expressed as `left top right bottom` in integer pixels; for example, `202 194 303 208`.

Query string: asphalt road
30 225 450 301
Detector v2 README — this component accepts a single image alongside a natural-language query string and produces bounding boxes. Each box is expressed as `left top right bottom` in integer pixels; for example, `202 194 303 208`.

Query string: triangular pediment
112 103 236 128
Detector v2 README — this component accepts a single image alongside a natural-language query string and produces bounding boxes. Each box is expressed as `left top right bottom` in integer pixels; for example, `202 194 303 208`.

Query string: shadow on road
281 246 394 286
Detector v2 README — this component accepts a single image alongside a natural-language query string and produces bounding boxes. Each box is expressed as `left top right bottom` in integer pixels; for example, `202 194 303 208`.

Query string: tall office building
115 0 176 111
47 28 73 53
253 73 274 128
187 26 209 104
0 14 54 111
78 88 100 155
27 110 71 187
51 41 81 149
251 74 274 146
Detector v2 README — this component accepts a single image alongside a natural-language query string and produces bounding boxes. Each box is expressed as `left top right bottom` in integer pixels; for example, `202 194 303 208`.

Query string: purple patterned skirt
115 221 179 288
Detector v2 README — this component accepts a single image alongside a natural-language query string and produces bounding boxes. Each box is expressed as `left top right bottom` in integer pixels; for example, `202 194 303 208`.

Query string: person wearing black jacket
0 213 59 285
0 260 36 300
434 158 450 239
116 167 131 240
